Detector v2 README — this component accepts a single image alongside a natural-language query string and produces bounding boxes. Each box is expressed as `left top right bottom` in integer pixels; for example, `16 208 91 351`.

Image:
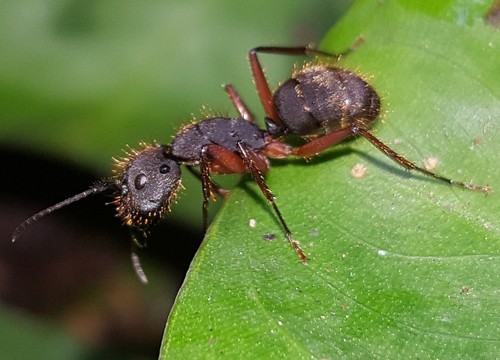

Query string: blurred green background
0 0 352 358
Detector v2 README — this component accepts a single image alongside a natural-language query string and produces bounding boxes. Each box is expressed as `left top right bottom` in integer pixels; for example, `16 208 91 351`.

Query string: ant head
113 143 182 228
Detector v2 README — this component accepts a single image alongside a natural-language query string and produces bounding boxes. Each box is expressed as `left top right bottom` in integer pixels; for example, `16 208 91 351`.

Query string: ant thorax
170 117 266 163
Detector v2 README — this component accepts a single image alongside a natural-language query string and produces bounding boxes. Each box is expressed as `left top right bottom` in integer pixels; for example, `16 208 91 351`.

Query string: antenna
12 182 112 242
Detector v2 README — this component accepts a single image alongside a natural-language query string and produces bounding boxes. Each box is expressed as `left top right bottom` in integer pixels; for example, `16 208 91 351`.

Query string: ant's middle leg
236 142 307 262
291 125 491 193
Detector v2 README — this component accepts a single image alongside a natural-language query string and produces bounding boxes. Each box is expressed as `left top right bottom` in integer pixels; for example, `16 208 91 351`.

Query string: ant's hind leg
290 125 491 194
352 127 491 193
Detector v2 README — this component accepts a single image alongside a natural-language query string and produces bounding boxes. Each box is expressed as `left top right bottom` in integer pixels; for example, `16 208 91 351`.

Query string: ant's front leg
198 144 249 230
186 166 230 199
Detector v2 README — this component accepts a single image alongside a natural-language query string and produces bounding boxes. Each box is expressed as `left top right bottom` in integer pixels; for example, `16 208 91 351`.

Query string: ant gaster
242 45 491 193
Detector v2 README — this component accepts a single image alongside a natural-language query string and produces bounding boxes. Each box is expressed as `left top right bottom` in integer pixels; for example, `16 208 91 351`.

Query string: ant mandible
241 45 491 193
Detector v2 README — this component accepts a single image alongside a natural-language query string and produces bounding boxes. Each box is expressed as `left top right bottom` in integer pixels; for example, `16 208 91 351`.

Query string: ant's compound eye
134 173 147 190
160 164 170 174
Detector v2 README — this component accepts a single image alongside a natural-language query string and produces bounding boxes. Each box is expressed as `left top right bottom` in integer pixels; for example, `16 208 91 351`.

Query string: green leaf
161 0 500 359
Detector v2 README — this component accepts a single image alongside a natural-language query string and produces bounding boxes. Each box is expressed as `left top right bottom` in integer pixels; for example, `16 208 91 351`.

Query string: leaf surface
161 0 500 358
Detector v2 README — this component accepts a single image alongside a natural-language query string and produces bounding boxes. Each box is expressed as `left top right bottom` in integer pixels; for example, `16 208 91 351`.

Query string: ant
240 45 491 193
11 45 490 284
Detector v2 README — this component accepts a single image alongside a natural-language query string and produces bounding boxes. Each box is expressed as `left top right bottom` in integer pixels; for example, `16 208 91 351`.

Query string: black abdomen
273 65 380 136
